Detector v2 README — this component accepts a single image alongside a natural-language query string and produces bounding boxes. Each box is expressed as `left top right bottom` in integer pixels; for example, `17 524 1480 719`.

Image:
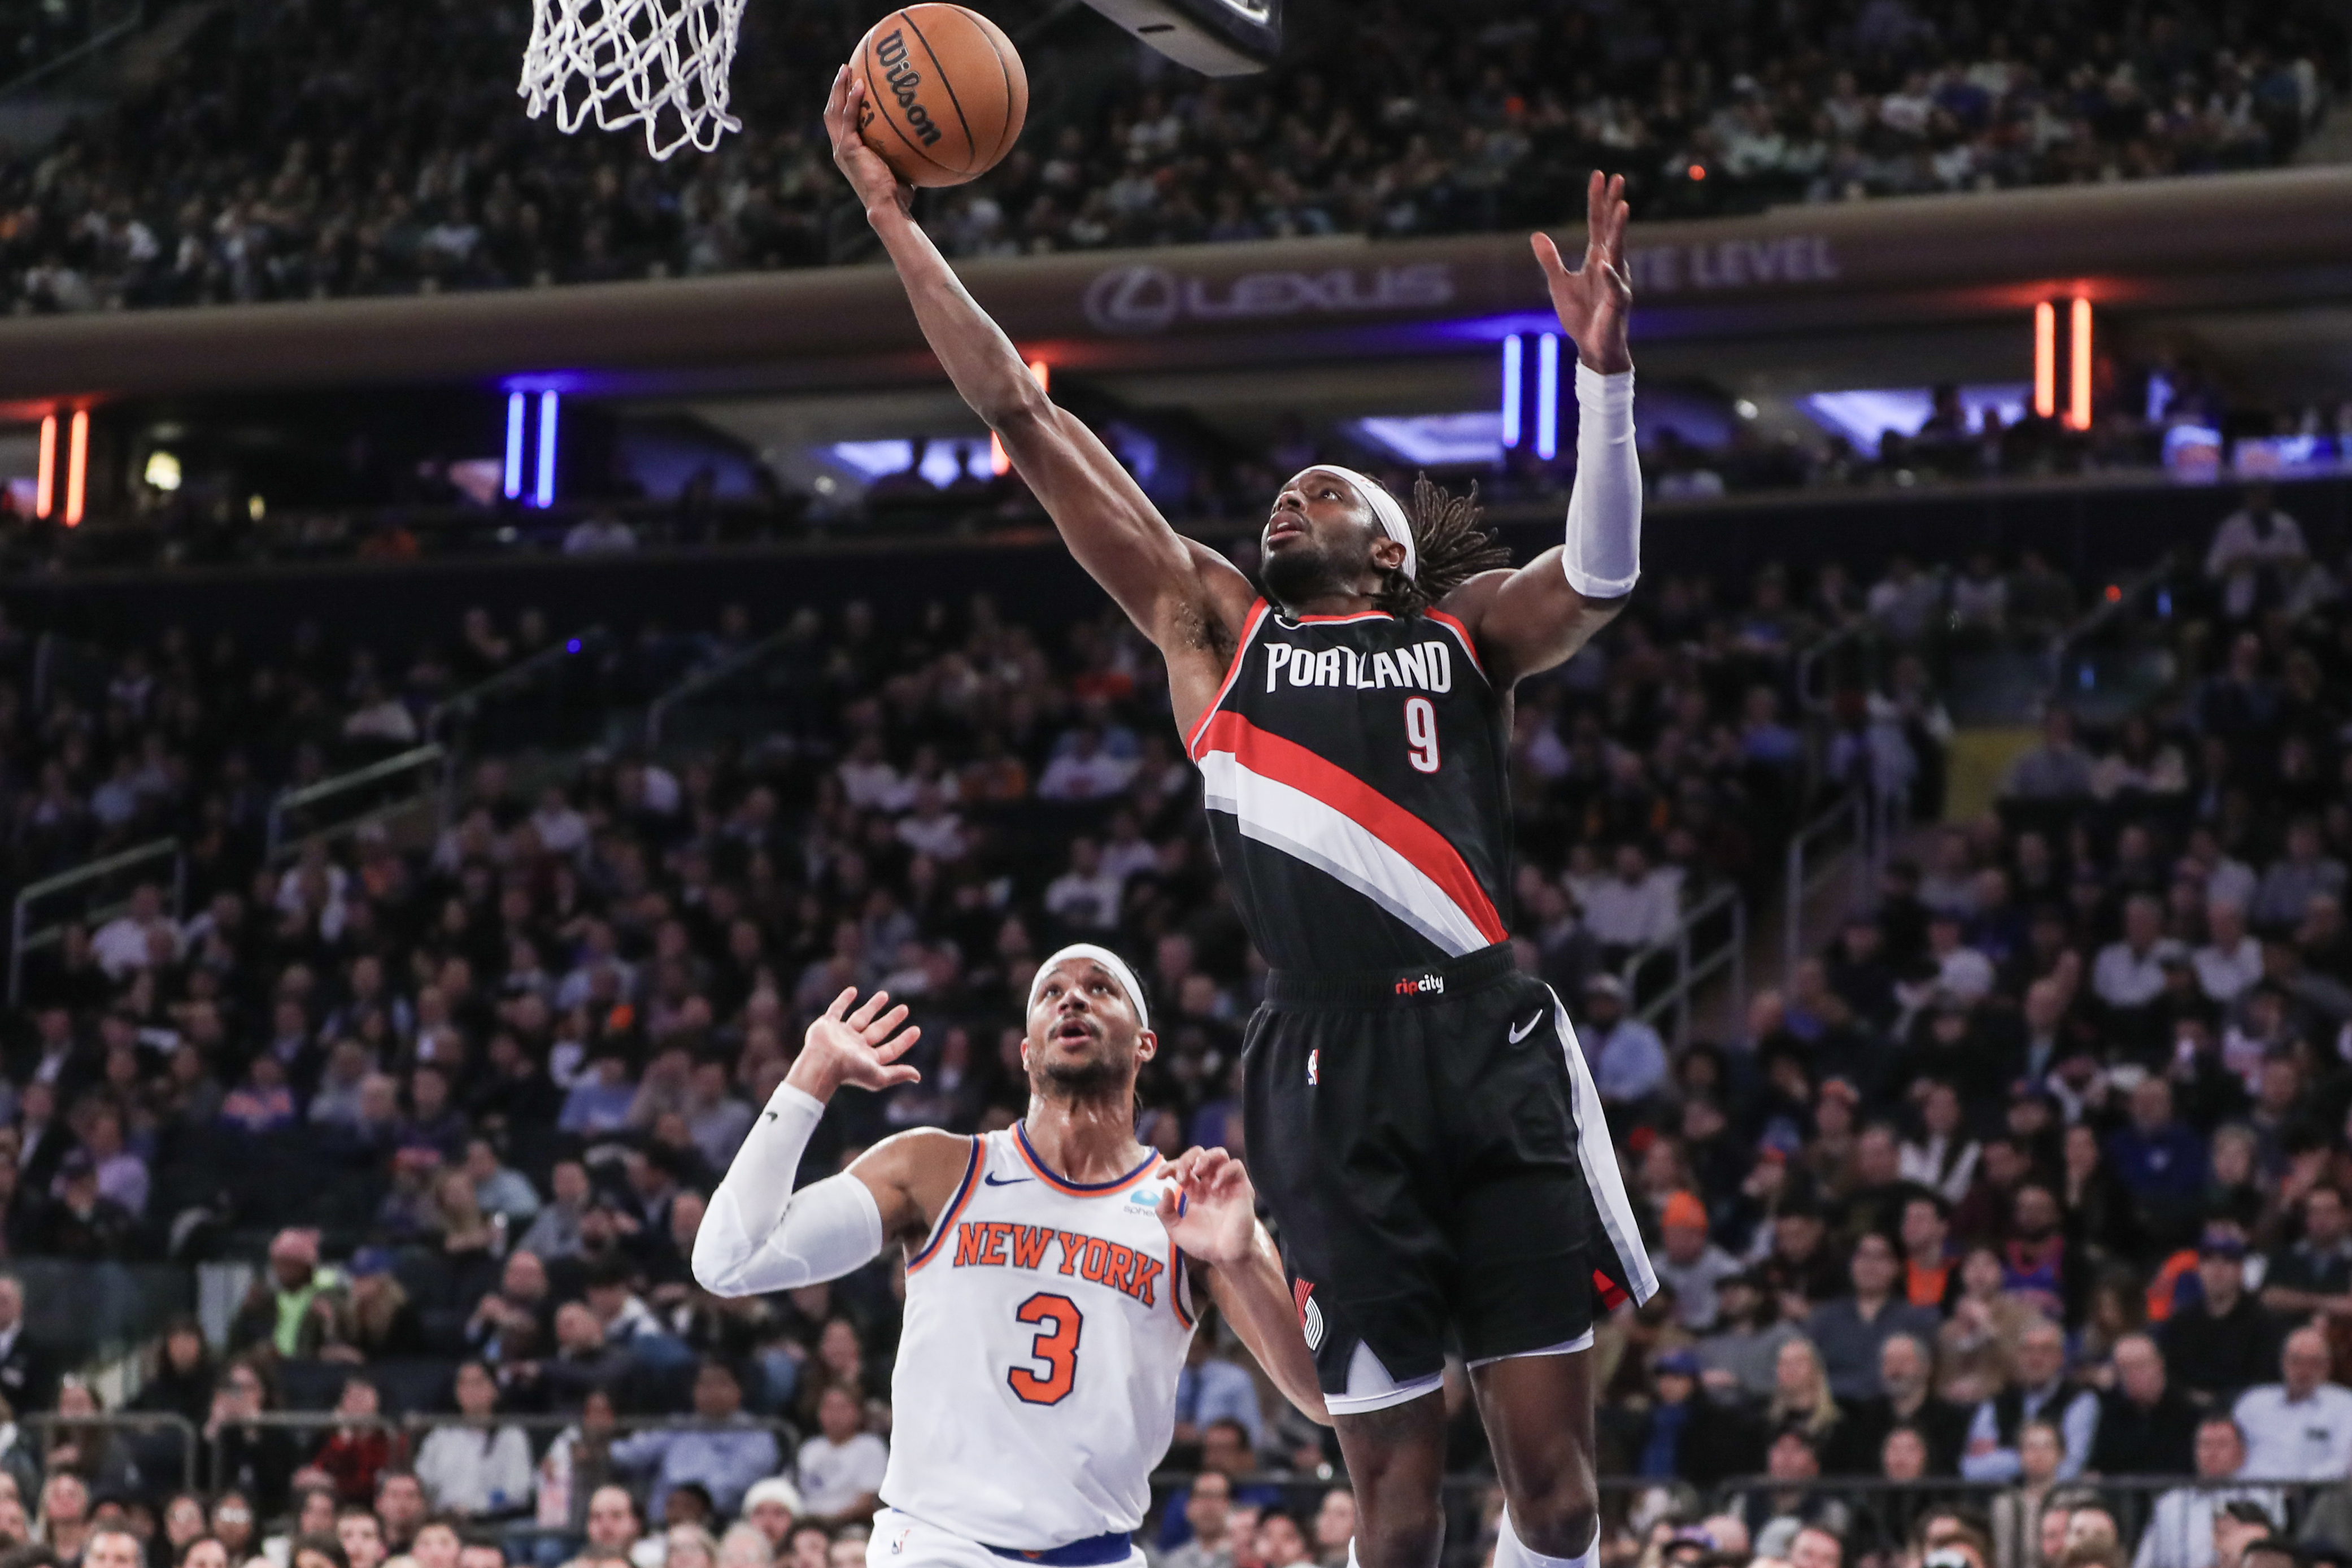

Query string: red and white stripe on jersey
1182 600 1274 761
1422 609 1489 682
1194 710 1509 956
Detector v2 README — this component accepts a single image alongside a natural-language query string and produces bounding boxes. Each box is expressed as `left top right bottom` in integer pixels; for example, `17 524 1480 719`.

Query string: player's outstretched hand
1532 170 1633 375
1156 1146 1259 1268
825 66 915 219
785 986 922 1101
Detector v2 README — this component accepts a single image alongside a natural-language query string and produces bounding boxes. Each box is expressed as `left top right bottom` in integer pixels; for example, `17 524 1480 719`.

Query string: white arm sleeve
1562 363 1642 599
692 1083 885 1297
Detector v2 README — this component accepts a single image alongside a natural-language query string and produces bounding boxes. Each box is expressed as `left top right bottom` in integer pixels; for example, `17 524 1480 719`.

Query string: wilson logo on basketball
872 30 945 147
850 5 1027 189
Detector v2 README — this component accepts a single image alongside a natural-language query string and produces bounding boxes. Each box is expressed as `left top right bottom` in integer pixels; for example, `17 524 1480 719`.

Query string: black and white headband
1027 944 1151 1032
1317 466 1417 581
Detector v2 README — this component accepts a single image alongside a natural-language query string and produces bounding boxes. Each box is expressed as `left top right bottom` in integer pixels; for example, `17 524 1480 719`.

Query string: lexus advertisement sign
2 166 2347 399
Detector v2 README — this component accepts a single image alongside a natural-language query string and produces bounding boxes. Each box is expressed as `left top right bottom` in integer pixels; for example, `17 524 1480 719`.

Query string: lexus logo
1082 260 1456 336
1084 265 1183 334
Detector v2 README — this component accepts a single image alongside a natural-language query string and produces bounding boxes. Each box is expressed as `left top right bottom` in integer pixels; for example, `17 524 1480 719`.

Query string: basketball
851 5 1029 189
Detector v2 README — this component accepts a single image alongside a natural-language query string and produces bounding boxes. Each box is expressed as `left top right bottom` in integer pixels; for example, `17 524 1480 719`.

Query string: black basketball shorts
1239 943 1656 1413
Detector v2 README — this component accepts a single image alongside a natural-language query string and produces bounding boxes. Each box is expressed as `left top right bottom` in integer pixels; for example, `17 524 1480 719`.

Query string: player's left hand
1532 171 1633 375
826 66 915 220
1156 1146 1259 1268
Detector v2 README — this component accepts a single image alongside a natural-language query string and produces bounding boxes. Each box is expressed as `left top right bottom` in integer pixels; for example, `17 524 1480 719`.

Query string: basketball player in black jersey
827 67 1657 1568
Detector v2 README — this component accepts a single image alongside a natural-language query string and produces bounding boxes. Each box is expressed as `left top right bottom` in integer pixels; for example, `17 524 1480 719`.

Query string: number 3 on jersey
1007 1292 1082 1405
1404 696 1440 773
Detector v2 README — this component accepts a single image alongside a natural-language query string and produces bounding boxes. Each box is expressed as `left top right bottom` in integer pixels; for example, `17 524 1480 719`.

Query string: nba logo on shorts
890 1530 911 1556
1307 1048 1318 1086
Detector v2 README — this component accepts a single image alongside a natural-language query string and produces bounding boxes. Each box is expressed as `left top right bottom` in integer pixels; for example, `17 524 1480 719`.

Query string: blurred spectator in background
1173 1322 1265 1453
564 516 639 556
2004 711 2096 803
1583 974 1669 1113
2232 1329 2352 1482
2088 1334 2199 1478
1655 1192 1744 1332
2132 1418 2280 1568
608 1360 775 1522
413 1361 533 1519
232 1231 345 1360
792 1386 885 1531
1162 1470 1238 1568
1806 1232 1941 1401
2161 1230 2281 1405
2205 486 2308 621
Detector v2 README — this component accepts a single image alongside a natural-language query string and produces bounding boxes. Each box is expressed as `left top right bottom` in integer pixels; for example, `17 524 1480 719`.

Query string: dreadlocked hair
1373 474 1513 616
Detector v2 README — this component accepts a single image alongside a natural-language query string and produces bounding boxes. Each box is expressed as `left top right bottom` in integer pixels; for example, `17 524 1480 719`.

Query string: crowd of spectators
0 0 2340 314
3 489 2352 1568
0 524 1883 1568
1579 497 2352 1567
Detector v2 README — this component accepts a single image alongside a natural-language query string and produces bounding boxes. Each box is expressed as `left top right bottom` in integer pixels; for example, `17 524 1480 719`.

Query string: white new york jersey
881 1125 1198 1550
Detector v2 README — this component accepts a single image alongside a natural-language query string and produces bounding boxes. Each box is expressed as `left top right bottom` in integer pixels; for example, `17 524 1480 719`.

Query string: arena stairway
0 0 220 149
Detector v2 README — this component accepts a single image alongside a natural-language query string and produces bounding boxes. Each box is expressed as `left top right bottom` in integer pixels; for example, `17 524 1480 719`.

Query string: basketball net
518 0 748 160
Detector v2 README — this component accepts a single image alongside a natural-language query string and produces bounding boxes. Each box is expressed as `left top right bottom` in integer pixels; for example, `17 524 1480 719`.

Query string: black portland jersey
1184 598 1512 970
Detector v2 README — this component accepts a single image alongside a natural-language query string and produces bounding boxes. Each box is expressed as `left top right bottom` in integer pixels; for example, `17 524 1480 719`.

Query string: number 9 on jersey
1404 696 1440 773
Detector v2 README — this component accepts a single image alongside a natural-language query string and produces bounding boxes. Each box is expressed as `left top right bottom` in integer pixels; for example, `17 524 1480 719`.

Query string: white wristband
1562 363 1641 600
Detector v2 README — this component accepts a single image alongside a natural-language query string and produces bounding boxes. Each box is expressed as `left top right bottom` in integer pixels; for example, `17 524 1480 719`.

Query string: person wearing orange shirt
1901 1191 1958 1309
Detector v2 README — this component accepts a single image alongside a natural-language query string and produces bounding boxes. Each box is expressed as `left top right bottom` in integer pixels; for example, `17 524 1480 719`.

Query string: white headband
1027 944 1151 1033
1317 466 1417 581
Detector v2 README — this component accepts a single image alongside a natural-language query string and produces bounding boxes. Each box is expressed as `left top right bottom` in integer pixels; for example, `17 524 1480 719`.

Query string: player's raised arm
1158 1147 1332 1427
1444 172 1643 686
825 69 1256 674
694 986 964 1296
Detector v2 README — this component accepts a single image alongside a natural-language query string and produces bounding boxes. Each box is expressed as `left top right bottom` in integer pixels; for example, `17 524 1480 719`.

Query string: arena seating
1648 498 2352 1527
2 0 2351 1558
0 433 2345 1568
0 552 1798 1533
0 0 2339 314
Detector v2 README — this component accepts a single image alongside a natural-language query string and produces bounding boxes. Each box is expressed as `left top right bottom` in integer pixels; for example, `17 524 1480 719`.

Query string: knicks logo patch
1293 1278 1325 1351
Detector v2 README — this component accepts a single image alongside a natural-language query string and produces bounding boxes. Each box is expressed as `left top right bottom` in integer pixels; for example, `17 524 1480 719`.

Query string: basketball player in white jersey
692 944 1329 1568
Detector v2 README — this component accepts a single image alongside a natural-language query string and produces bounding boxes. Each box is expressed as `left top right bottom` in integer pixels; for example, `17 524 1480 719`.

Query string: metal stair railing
645 625 807 748
2048 550 2176 699
23 1412 196 1492
424 627 609 745
0 0 145 101
1619 882 1745 1048
7 834 182 1005
1782 786 1910 988
264 743 447 862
